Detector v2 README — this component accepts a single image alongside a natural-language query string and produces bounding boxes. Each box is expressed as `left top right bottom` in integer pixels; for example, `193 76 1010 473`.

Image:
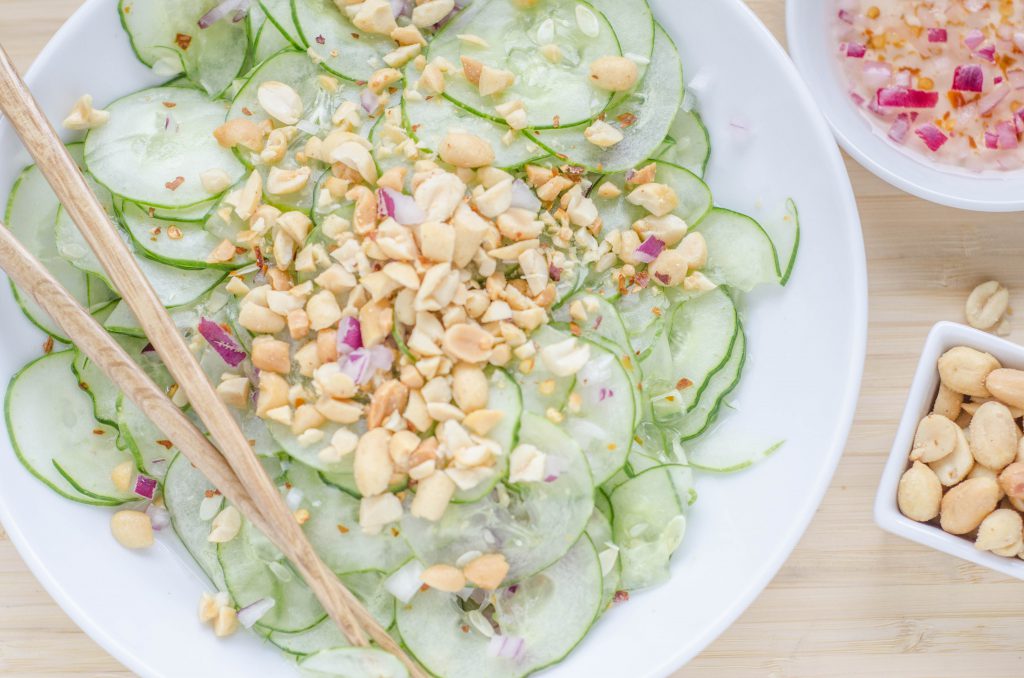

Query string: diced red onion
340 345 393 385
548 262 562 282
952 65 984 92
385 560 425 604
145 503 171 531
134 474 158 500
509 180 541 212
876 87 938 109
237 597 276 628
985 131 999 149
975 44 996 62
198 0 245 29
838 8 854 24
964 29 985 50
599 387 615 401
231 0 251 23
915 124 948 152
927 28 947 43
198 317 247 367
378 187 426 225
360 90 379 115
996 76 1004 85
887 113 914 144
336 316 363 355
979 85 1009 115
633 236 665 264
390 0 412 18
849 91 865 106
487 635 525 661
844 42 866 58
997 121 1019 149
861 61 892 89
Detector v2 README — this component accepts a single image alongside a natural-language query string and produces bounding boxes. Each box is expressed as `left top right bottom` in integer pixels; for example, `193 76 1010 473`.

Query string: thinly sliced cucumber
4 154 92 342
397 536 601 678
286 463 411 575
219 519 326 632
267 420 355 477
259 0 302 47
71 336 166 429
403 93 545 171
267 617 348 657
299 647 408 678
118 397 179 477
228 49 324 125
118 201 249 270
524 25 682 172
254 18 294 65
587 0 655 77
593 161 712 236
615 286 674 357
585 508 619 611
292 0 394 83
686 424 783 474
123 198 218 224
610 464 690 590
163 452 228 590
85 86 244 209
452 368 521 503
694 208 781 292
651 288 738 413
55 207 227 308
428 0 618 129
119 0 248 97
762 198 801 286
674 329 747 442
5 351 134 505
102 288 224 337
657 109 711 177
401 413 593 583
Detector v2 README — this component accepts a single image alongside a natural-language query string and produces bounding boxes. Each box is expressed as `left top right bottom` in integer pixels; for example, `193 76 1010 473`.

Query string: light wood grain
2 1 1023 676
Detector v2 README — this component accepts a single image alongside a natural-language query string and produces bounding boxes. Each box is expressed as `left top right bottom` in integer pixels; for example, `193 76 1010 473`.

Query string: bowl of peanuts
876 320 1024 579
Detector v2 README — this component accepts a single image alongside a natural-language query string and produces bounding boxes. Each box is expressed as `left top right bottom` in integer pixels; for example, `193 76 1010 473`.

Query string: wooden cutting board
1 1 1022 676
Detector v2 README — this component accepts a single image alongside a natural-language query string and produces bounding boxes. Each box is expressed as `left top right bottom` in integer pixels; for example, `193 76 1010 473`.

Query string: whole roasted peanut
985 368 1024 409
933 384 964 421
939 476 1001 535
897 461 942 522
974 508 1023 552
929 426 975 486
968 401 1018 470
965 281 1009 331
937 347 1001 397
909 414 958 463
998 462 1024 498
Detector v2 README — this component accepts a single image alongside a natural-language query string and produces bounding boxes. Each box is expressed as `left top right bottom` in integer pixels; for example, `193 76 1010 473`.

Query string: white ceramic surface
0 1 867 676
787 0 1024 212
875 322 1024 581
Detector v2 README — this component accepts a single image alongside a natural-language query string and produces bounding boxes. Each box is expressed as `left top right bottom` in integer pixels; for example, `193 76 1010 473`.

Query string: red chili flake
420 583 430 592
552 115 561 128
165 176 185 191
460 625 470 633
316 34 326 45
156 440 174 449
248 439 257 447
242 107 254 117
634 270 650 288
162 101 177 109
234 246 247 256
148 206 157 217
355 80 367 86
204 489 216 498
254 245 267 273
351 33 361 39
175 33 192 51
676 378 693 390
42 337 54 354
337 524 350 534
92 429 106 436
593 315 603 330
652 307 662 317
284 482 293 489
561 165 586 181
78 381 90 391
390 527 400 537
617 112 638 128
655 272 671 285
569 322 582 336
613 590 630 603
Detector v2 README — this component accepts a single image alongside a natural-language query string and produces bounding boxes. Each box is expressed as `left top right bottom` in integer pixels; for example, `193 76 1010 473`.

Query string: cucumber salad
3 0 799 675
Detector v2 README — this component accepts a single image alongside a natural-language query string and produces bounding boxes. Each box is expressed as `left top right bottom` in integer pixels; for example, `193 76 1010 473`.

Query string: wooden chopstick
0 45 425 677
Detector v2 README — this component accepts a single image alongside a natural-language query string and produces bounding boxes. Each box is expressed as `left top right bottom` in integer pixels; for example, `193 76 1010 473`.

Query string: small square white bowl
875 321 1024 581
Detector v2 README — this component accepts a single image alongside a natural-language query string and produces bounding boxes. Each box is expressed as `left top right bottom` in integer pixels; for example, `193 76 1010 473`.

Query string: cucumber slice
119 0 249 97
259 0 302 47
651 288 738 413
401 413 593 583
71 336 165 429
428 0 619 129
452 368 522 503
228 50 324 125
163 451 228 590
55 206 227 308
4 153 92 342
118 201 249 270
593 161 712 235
254 19 294 65
266 617 348 657
123 198 218 224
693 208 781 292
762 198 801 286
610 464 690 590
585 507 619 611
5 351 134 505
118 396 178 477
85 86 244 209
292 0 394 83
287 462 412 576
403 92 545 171
686 426 783 474
657 109 711 177
674 329 747 442
516 326 577 415
587 0 655 77
524 25 682 172
219 519 326 632
299 647 408 678
397 536 602 678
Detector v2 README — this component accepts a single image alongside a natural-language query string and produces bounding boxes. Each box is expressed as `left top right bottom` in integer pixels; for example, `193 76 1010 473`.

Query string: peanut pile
898 345 1024 558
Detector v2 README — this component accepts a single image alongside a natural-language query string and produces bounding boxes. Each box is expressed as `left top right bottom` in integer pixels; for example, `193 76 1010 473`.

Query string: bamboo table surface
1 1 1022 676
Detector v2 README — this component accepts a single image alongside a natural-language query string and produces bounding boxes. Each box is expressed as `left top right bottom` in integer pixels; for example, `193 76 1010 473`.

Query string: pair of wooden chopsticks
0 46 425 677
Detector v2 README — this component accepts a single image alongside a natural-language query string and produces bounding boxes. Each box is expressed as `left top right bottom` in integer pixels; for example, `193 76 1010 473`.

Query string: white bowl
787 0 1024 212
0 1 867 676
875 322 1024 581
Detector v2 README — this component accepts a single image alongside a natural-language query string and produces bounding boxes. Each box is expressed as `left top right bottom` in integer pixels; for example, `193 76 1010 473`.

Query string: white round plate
0 1 866 676
787 0 1024 212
